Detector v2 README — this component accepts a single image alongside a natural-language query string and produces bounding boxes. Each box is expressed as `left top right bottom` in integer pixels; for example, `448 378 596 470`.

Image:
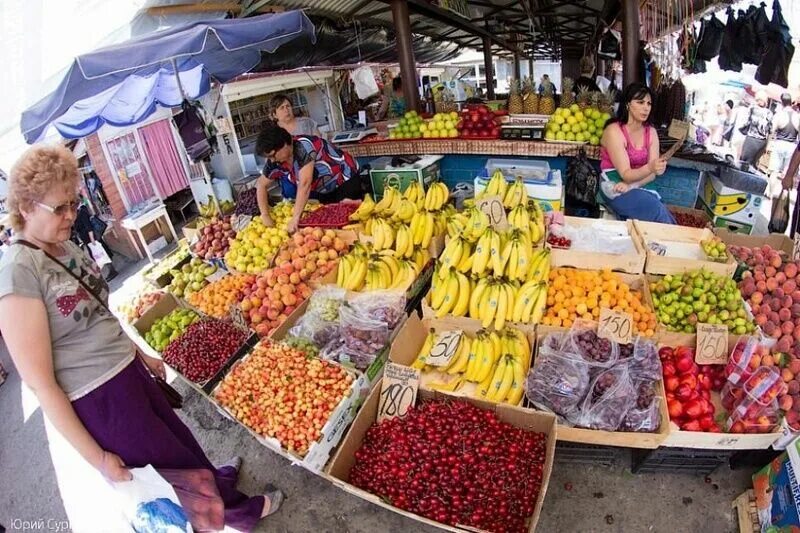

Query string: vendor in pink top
599 83 676 224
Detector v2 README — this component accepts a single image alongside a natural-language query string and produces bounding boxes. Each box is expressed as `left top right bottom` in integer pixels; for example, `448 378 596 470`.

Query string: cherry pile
349 400 547 533
670 210 709 229
162 319 248 382
234 188 259 216
547 234 572 249
299 202 359 228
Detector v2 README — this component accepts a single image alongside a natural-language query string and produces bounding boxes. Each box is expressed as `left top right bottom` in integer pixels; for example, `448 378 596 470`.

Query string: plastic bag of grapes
526 341 592 419
562 319 619 369
288 312 341 348
306 286 347 321
319 337 377 371
346 290 406 330
576 364 636 431
619 337 662 382
339 304 390 356
618 380 661 433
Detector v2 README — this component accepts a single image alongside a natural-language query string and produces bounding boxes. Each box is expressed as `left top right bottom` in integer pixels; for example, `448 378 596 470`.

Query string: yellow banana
506 357 526 405
349 194 375 221
421 211 434 249
411 329 435 369
447 335 471 375
530 284 548 325
481 283 499 329
434 271 460 318
451 271 470 317
469 278 489 319
495 283 508 330
471 231 492 275
489 230 505 276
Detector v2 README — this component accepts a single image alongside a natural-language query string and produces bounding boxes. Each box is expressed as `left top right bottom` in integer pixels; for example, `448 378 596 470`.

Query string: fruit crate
633 220 737 278
548 217 646 274
142 248 191 288
326 380 557 533
630 446 732 476
554 441 623 467
732 490 759 533
668 205 712 229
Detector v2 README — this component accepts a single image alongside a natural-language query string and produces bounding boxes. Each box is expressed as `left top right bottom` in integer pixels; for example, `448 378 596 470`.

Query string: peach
793 290 800 303
305 260 317 273
267 308 280 321
312 228 324 240
763 354 776 366
282 293 297 307
756 280 768 293
296 246 308 258
289 272 301 284
772 255 784 269
751 291 764 305
767 278 779 292
782 320 795 335
320 235 333 247
790 360 800 374
292 258 305 271
786 296 795 309
785 280 798 294
307 240 319 252
777 272 788 284
781 395 795 412
327 249 338 260
771 298 783 312
284 305 296 315
777 336 792 352
333 238 346 252
786 263 799 278
299 268 309 281
292 233 305 246
250 312 263 324
270 299 284 313
783 368 796 383
765 321 778 337
755 313 768 326
755 271 767 282
767 266 778 278
255 322 271 337
780 308 793 323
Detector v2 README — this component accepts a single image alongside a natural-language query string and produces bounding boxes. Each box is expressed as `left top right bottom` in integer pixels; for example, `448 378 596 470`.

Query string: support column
622 0 643 87
513 53 521 80
483 36 495 100
528 57 534 79
390 0 420 112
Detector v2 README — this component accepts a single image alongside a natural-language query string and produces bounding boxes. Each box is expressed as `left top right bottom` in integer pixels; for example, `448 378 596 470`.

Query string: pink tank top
600 123 652 170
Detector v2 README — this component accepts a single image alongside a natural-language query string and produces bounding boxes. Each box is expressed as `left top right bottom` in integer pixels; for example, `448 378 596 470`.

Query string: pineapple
576 86 592 111
589 92 601 113
507 79 523 114
523 77 539 114
600 89 616 115
538 83 556 115
560 77 575 109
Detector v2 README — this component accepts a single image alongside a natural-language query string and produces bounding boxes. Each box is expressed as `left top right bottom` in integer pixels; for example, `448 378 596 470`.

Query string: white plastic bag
111 465 193 532
88 241 112 268
351 66 379 99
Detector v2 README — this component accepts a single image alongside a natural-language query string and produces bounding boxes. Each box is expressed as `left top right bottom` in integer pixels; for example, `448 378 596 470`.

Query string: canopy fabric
21 10 316 143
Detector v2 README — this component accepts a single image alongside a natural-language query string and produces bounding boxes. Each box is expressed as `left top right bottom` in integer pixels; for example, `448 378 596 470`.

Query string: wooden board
732 490 758 533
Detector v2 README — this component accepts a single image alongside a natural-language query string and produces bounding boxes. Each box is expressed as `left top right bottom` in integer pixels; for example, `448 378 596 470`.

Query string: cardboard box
752 437 800 530
369 155 442 199
633 220 737 278
549 217 646 274
698 171 765 226
326 382 557 532
210 345 361 473
668 205 712 228
182 218 202 242
710 213 755 236
714 228 795 256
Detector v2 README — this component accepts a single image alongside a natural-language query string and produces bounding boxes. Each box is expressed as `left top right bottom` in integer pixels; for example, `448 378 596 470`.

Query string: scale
330 128 378 144
500 114 549 141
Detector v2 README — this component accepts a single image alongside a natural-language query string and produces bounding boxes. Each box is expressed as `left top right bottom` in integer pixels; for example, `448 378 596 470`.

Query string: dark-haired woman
599 83 676 224
269 93 320 137
254 124 359 232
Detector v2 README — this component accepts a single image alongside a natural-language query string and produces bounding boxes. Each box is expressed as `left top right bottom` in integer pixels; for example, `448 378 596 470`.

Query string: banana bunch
393 223 415 258
429 266 471 318
528 200 545 242
411 329 471 376
424 182 450 211
403 181 426 211
503 177 527 209
365 254 420 291
446 212 468 239
371 219 396 250
390 198 418 223
337 244 369 290
374 186 401 217
479 169 508 199
438 235 474 278
508 203 544 244
470 227 505 277
409 209 435 249
473 328 530 404
502 229 534 281
349 194 375 222
469 278 519 330
461 207 491 243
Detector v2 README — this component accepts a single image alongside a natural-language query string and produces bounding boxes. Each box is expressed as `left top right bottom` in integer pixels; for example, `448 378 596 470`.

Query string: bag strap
13 239 110 313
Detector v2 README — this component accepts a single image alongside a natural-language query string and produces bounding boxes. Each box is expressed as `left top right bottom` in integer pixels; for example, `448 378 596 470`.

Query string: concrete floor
0 247 758 533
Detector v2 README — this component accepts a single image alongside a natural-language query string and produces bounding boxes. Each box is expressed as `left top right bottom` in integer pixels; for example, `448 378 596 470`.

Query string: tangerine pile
187 273 255 318
542 268 657 336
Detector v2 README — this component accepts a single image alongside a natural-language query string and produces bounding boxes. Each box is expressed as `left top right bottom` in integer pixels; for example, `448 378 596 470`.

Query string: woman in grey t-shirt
269 93 321 136
0 146 281 531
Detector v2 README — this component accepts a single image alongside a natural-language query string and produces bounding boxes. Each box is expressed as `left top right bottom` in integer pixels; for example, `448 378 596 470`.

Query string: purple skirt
72 359 263 532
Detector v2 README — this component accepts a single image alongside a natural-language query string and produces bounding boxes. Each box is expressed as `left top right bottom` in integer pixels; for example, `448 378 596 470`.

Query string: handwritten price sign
427 330 462 367
695 323 728 365
377 363 420 422
476 195 509 231
598 308 634 344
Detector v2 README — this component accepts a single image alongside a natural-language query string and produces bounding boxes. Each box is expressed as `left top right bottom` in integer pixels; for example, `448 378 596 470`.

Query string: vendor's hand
286 217 299 234
613 182 630 194
140 353 166 380
261 214 275 228
98 451 132 482
650 158 667 176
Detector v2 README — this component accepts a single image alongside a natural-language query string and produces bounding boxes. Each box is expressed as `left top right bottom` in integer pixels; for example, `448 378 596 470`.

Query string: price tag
230 304 249 331
695 323 728 364
668 119 690 140
426 330 462 367
377 363 420 422
232 215 252 232
793 233 800 261
598 308 634 344
206 269 228 283
475 195 509 231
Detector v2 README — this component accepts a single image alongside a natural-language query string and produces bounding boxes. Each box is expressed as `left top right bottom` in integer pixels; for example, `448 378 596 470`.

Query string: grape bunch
571 330 614 364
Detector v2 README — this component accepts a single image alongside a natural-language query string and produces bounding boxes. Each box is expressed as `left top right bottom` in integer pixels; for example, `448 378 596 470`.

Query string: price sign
695 323 728 364
668 119 691 140
426 330 462 367
206 268 228 283
475 195 509 231
598 308 634 344
232 215 252 232
377 363 420 422
230 304 249 331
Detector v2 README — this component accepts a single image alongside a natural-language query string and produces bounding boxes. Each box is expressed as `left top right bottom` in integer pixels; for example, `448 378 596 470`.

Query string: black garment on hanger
755 0 795 88
719 8 743 71
696 15 725 61
741 3 771 64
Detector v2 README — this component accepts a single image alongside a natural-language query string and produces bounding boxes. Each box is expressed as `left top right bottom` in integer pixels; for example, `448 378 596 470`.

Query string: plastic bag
563 320 618 368
88 241 112 267
619 337 662 382
306 286 347 322
525 340 591 419
111 465 193 532
346 290 406 329
726 336 761 385
769 188 790 234
619 380 661 433
339 304 389 356
561 222 636 255
319 336 377 371
577 364 636 431
565 148 599 206
351 66 380 99
288 312 341 348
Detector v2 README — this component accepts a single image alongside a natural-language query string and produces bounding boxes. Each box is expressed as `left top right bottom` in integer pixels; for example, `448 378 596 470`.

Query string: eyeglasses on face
34 198 80 216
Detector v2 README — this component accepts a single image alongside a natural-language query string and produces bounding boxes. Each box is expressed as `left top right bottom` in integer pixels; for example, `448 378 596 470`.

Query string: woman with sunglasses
269 93 320 137
255 123 360 232
0 146 282 531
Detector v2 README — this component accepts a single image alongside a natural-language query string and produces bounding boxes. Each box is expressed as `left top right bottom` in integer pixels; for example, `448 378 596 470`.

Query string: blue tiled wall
357 154 701 208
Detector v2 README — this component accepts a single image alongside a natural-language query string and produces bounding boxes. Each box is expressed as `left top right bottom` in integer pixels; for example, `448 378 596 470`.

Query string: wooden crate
549 217 646 274
732 490 759 533
633 220 737 278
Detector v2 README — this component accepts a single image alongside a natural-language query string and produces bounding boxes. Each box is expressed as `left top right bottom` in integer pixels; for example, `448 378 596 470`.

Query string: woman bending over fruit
0 146 281 531
599 83 676 224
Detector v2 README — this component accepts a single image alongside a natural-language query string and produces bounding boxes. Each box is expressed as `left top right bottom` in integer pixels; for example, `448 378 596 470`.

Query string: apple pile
660 345 724 432
192 216 236 260
167 258 219 298
457 104 500 139
213 340 354 456
225 218 289 274
738 249 800 353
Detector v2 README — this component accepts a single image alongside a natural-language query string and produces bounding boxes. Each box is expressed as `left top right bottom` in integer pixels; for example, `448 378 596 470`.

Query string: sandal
261 483 285 518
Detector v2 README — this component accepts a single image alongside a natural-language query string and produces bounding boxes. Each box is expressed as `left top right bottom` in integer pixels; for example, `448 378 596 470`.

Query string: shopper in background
599 83 676 224
739 91 773 168
73 195 118 281
389 76 407 118
538 74 556 95
768 93 799 197
269 93 320 137
0 145 281 532
721 100 736 147
573 56 601 94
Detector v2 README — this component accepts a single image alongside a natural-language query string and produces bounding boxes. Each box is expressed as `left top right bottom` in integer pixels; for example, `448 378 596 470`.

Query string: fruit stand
114 164 800 532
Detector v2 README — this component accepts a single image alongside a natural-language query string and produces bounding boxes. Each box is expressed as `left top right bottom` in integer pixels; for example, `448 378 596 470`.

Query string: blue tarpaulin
20 10 315 143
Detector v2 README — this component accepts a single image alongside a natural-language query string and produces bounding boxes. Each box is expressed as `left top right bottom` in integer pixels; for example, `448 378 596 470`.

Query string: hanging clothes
696 15 725 61
741 3 771 65
718 8 743 72
755 0 795 88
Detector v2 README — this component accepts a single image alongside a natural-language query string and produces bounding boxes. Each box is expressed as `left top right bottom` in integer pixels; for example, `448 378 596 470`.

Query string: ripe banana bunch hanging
371 218 396 250
461 207 491 243
503 177 528 209
403 181 426 210
424 182 450 211
391 198 417 223
349 193 375 222
480 169 508 199
429 266 471 318
374 186 401 217
409 209 435 249
473 328 530 405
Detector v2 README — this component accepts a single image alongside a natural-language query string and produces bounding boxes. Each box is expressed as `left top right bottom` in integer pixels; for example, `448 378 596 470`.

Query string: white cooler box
475 169 563 212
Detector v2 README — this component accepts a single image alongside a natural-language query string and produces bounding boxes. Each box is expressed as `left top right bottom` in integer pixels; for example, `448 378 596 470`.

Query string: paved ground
0 247 761 533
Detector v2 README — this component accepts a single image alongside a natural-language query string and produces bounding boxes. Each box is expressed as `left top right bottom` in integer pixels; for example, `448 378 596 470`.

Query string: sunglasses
35 198 80 216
